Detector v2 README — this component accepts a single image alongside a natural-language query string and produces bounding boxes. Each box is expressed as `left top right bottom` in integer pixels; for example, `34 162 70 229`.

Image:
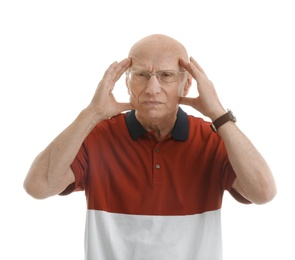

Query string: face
126 45 191 121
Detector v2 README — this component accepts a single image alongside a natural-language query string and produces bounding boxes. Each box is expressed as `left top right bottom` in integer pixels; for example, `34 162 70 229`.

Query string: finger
107 58 131 83
119 102 134 112
179 57 204 82
179 96 198 107
179 57 190 71
113 58 131 84
116 58 132 78
179 96 202 112
190 57 207 77
102 61 119 84
101 59 131 92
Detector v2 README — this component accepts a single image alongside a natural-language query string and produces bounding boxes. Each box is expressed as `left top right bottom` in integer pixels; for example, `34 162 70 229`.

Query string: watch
210 109 236 132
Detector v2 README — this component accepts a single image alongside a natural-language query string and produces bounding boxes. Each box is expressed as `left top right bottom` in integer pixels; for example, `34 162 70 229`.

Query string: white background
1 0 294 259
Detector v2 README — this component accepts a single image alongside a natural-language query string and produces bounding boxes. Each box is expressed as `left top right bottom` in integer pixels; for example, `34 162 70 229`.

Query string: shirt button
155 164 160 169
155 147 160 153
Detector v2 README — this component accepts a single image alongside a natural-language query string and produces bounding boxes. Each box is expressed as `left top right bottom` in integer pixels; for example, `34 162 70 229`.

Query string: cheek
128 86 141 103
178 87 184 96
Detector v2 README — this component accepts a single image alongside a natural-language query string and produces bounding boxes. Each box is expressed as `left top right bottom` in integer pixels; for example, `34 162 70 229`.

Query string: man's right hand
88 58 134 121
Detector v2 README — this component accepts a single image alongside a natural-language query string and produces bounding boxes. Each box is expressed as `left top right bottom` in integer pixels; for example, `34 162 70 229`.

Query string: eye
135 71 150 78
160 71 174 78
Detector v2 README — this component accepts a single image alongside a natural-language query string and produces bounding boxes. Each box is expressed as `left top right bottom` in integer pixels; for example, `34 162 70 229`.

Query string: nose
145 74 161 95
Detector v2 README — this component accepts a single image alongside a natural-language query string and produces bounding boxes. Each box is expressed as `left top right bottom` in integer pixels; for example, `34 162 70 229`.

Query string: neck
135 108 178 141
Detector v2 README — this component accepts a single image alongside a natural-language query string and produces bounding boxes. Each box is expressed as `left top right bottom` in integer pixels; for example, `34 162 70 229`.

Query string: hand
88 58 134 120
179 57 225 121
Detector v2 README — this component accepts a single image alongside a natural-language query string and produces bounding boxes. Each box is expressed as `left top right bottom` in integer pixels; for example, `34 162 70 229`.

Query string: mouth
142 101 163 107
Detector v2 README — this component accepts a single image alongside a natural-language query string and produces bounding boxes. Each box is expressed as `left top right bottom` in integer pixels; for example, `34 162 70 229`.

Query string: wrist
83 105 105 125
210 109 237 132
209 108 227 122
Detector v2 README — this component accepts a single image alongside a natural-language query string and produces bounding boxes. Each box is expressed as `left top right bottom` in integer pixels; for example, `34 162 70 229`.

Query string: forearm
24 59 133 199
24 106 103 199
218 122 277 204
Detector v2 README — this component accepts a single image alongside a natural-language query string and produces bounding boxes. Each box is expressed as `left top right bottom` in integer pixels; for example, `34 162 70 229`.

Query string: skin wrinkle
126 34 192 140
23 33 276 207
20 32 278 260
129 34 190 71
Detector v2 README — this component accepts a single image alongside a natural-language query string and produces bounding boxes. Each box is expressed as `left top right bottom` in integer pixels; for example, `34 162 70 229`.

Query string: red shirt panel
68 109 248 215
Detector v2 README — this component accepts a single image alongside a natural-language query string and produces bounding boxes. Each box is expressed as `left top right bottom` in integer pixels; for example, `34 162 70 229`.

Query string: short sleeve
222 158 252 204
59 142 88 196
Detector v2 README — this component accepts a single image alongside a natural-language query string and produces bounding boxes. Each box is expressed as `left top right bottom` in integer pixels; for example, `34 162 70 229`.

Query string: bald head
128 34 189 71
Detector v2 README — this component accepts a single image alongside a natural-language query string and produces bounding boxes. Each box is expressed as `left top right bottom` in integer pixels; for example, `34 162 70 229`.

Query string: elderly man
24 34 276 260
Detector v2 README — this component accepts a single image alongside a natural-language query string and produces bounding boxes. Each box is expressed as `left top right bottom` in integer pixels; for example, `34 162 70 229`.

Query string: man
24 34 276 259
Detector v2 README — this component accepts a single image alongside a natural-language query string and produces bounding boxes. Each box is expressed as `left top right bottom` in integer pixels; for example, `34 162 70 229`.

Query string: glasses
126 70 186 84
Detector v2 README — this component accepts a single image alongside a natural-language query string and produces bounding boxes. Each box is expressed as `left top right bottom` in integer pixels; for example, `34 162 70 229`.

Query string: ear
183 73 192 96
126 75 131 95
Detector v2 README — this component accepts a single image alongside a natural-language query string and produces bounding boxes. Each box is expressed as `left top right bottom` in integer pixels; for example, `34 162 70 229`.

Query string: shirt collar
125 107 189 141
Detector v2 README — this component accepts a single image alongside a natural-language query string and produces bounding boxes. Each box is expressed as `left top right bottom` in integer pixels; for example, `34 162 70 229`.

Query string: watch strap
210 110 236 132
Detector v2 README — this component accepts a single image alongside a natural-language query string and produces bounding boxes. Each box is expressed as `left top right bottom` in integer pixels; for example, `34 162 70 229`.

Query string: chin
143 108 168 121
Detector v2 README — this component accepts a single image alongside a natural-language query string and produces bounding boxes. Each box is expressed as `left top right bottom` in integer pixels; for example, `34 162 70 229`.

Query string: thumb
179 96 196 107
179 96 202 114
119 102 134 112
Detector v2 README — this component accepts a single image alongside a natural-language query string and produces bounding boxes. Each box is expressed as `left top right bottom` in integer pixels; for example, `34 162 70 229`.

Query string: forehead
130 51 180 70
128 35 188 70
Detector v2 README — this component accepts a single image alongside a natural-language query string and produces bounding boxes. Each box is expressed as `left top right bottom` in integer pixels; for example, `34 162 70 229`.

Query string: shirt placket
147 134 163 185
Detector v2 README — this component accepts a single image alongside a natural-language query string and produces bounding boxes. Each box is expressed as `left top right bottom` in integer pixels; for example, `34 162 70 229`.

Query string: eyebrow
130 68 179 71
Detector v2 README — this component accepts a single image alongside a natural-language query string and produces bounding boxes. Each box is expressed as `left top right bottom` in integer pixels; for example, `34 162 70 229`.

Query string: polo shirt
65 107 249 260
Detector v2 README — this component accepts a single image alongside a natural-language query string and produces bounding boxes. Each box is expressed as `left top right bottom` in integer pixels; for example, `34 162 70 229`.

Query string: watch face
228 109 237 123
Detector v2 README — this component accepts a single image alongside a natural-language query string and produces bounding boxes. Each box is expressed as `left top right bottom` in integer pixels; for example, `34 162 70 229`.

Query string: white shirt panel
85 209 223 260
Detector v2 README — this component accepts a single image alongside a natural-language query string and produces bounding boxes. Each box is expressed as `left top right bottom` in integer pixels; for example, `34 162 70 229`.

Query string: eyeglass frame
126 69 187 84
